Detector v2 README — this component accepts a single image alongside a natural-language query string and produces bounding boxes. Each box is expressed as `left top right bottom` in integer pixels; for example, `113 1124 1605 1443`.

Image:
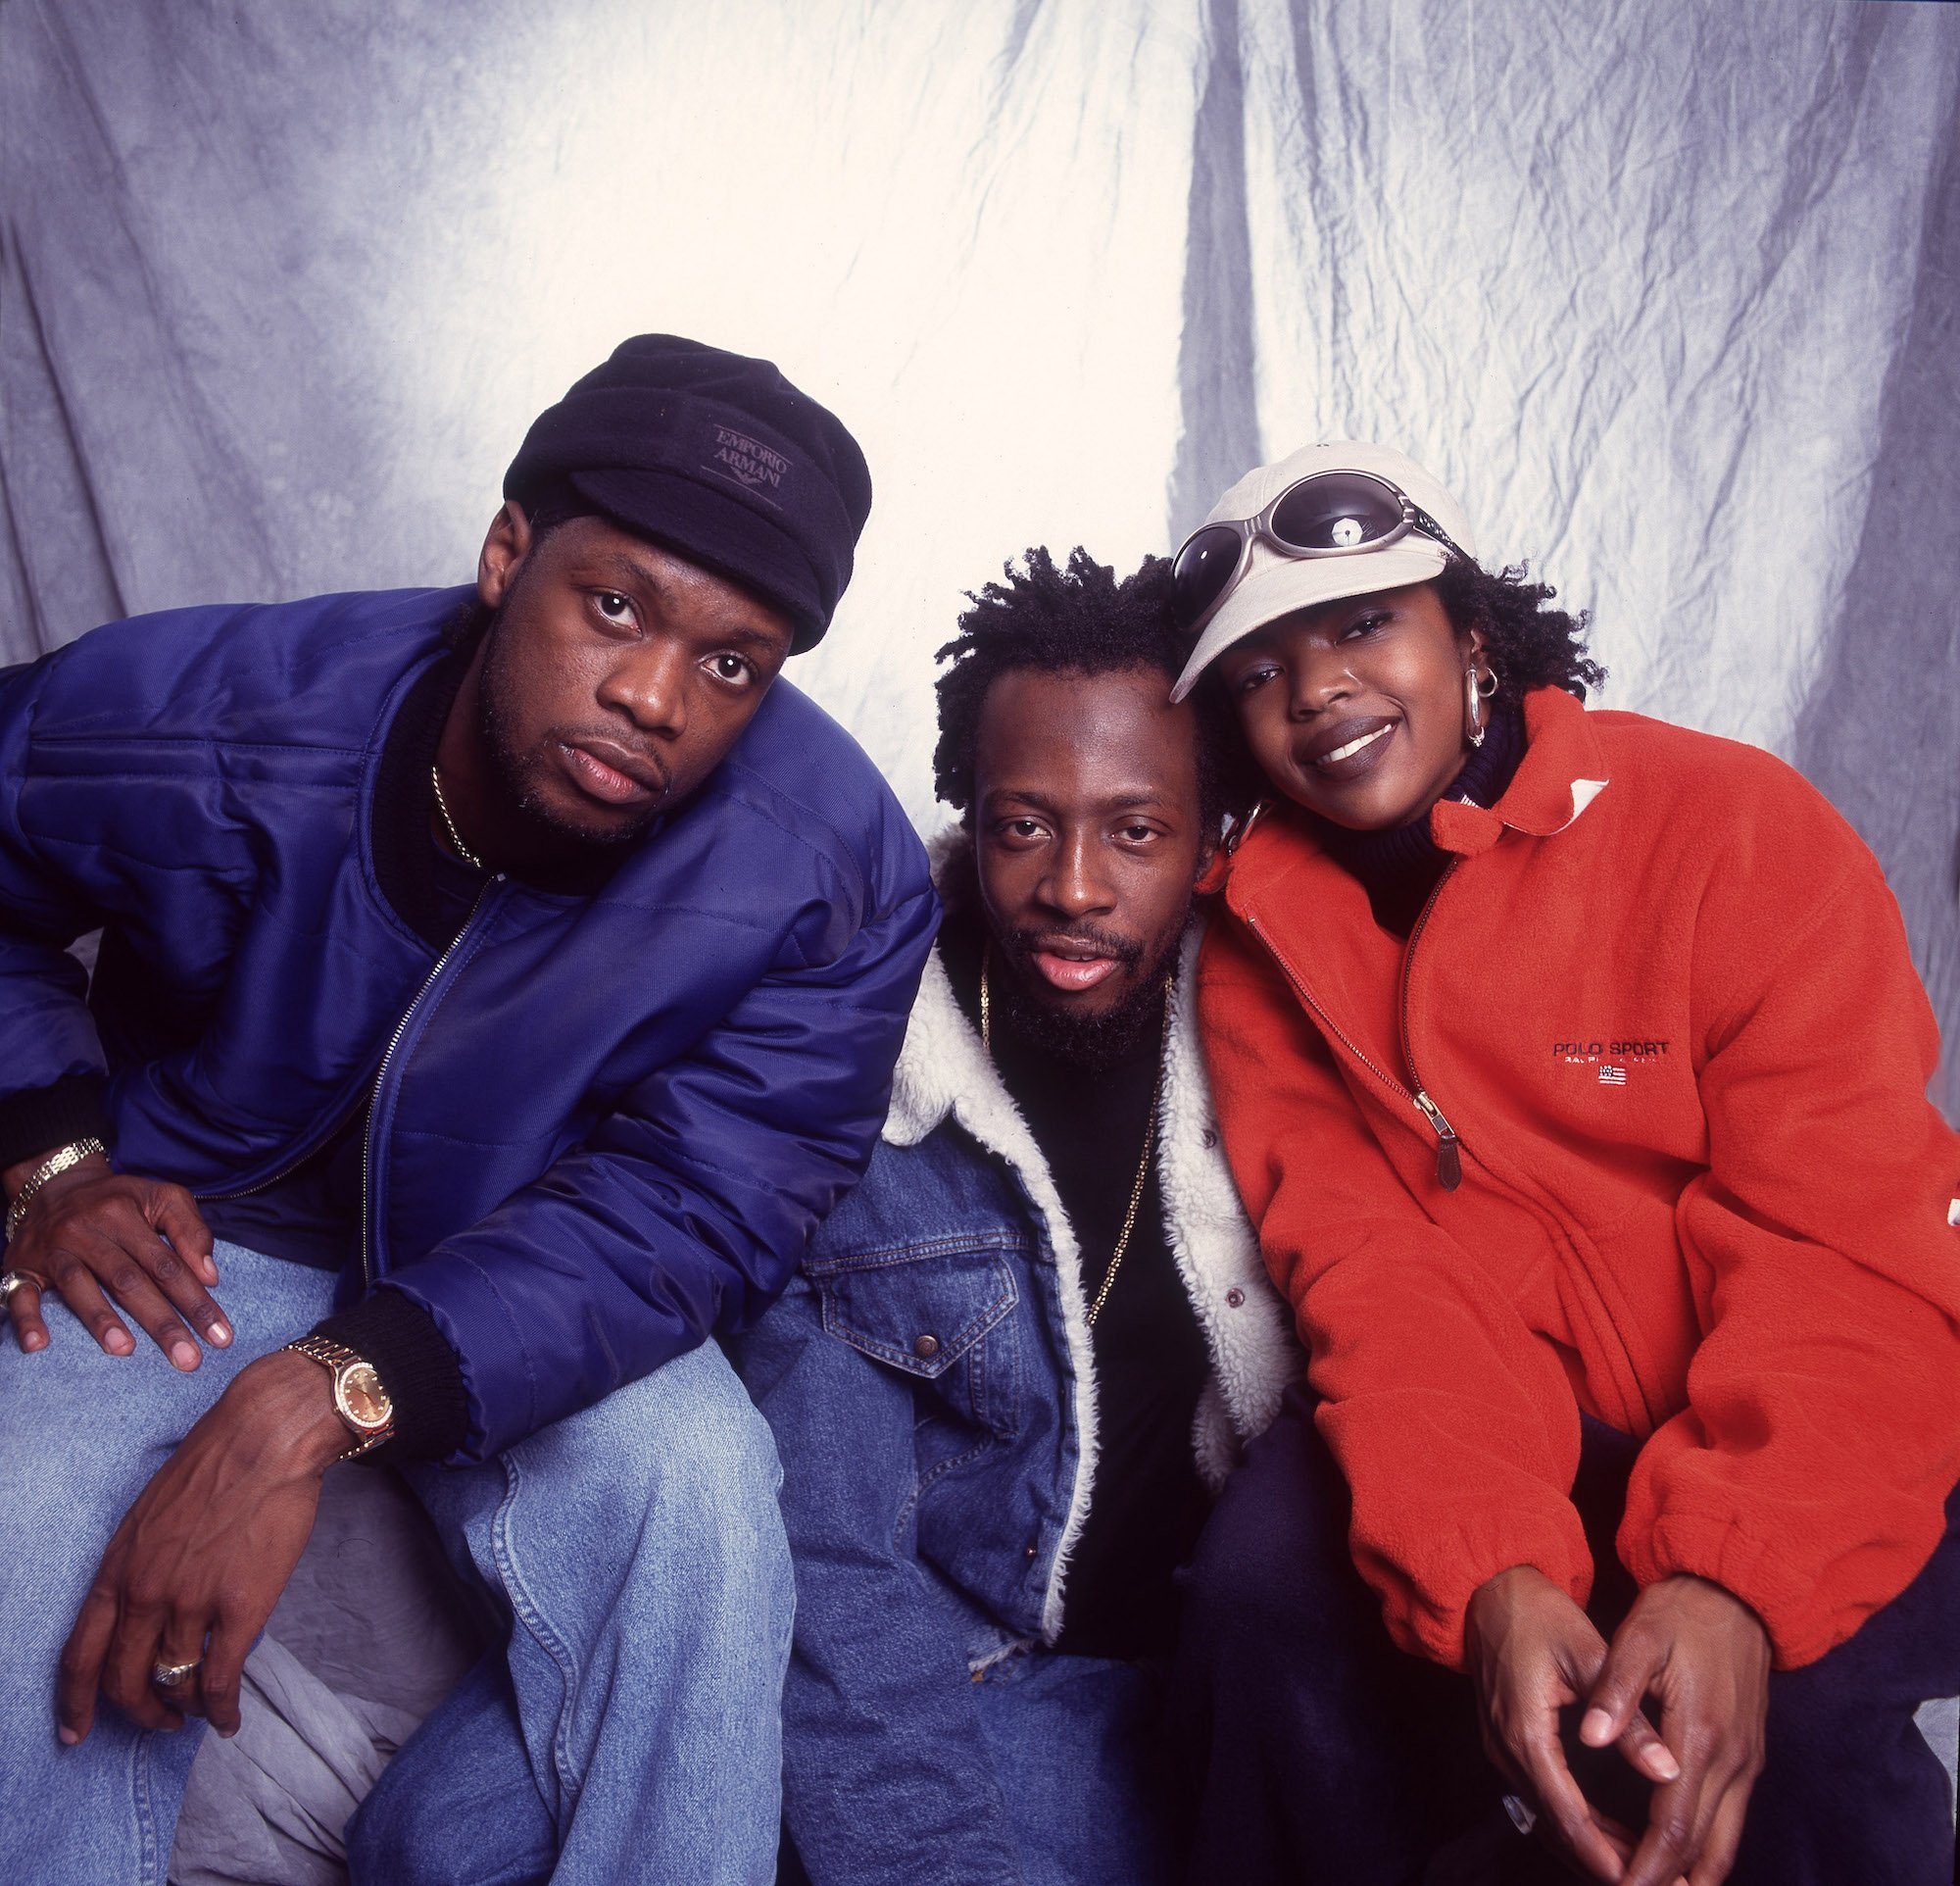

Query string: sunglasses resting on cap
1168 442 1479 702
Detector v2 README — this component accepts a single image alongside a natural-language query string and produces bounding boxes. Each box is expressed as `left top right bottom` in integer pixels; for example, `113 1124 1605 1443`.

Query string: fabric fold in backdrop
0 0 1954 1104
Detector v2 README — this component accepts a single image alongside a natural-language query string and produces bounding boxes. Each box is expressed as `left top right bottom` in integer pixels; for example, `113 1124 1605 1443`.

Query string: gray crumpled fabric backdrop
2 0 1956 1112
3 7 1957 1873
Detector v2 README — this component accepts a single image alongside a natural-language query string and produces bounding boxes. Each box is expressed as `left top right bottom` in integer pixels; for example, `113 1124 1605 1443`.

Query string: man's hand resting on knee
56 1348 350 1744
1465 1564 1770 1886
3 1150 231 1368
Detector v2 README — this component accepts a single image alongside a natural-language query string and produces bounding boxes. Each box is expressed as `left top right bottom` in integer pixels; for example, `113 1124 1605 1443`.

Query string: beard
990 925 1176 1073
474 602 664 865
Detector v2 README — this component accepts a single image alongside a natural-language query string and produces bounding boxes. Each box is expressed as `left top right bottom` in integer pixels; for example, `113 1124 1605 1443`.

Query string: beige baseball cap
1168 440 1477 702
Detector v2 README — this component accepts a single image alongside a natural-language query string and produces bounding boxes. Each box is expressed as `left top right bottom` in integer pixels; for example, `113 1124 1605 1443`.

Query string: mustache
551 726 673 795
1003 921 1146 968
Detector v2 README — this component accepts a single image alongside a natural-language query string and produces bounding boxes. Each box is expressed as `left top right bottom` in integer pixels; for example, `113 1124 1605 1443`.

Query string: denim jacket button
1024 1543 1038 1559
1225 1287 1245 1309
912 1333 941 1360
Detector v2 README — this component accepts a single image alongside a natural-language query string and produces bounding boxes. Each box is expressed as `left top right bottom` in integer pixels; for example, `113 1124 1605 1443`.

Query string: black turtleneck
939 906 1212 1663
1310 696 1528 936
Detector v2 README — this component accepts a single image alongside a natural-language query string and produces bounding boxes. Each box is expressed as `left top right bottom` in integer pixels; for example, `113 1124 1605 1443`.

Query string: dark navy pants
1172 1383 1960 1885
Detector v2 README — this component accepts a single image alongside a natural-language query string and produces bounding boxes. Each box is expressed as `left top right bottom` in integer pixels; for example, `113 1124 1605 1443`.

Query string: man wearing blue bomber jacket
0 335 937 1885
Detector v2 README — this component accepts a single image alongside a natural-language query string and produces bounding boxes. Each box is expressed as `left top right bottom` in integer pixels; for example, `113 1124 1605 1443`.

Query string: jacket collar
884 944 1004 1148
1429 683 1610 857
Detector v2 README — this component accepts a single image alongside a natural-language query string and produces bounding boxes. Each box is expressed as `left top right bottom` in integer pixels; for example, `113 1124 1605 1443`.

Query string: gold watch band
282 1336 396 1458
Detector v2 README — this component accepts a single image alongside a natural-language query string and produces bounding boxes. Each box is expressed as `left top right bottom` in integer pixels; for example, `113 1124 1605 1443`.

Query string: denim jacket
730 894 1301 1886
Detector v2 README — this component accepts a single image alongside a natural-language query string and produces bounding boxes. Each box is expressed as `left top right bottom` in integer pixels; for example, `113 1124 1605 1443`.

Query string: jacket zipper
194 1092 371 1205
1397 861 1463 1191
1244 861 1464 1193
360 877 504 1287
1252 858 1662 1426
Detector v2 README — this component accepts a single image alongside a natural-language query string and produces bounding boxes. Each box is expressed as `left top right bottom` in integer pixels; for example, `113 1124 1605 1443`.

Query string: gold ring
150 1659 201 1690
0 1269 44 1303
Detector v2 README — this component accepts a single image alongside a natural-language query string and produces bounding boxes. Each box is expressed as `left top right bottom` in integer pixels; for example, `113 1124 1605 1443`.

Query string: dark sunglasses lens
1269 473 1405 553
1172 527 1243 630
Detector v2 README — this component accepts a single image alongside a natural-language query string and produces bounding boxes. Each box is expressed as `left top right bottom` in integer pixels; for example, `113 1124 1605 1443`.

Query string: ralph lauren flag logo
1598 1065 1628 1086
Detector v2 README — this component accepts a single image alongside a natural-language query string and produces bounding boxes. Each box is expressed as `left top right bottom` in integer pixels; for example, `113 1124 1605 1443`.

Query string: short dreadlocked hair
934 546 1260 835
1433 557 1605 700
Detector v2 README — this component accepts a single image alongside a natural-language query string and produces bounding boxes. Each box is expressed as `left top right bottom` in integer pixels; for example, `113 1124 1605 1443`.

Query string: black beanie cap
503 335 873 654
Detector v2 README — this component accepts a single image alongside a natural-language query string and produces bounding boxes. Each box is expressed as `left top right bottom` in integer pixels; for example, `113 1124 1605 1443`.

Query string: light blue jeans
380 1616 1178 1886
0 1244 793 1886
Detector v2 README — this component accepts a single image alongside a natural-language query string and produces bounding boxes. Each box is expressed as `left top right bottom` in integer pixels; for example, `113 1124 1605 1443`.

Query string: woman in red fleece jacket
1162 441 1960 1886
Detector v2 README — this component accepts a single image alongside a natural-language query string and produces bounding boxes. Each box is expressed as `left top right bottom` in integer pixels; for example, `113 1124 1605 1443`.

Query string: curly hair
1432 557 1606 701
933 546 1260 833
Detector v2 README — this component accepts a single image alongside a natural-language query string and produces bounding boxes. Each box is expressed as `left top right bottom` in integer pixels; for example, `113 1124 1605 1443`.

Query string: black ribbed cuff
0 1074 111 1173
312 1288 471 1463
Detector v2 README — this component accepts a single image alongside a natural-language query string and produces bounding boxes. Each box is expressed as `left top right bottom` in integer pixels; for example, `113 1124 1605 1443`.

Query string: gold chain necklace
430 764 483 870
981 941 1169 1326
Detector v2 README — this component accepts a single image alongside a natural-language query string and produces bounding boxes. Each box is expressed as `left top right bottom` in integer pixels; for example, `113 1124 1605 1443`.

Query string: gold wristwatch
282 1335 396 1459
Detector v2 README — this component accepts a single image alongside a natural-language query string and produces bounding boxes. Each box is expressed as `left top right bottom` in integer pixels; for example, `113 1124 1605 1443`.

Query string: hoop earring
1222 800 1268 858
1465 667 1488 748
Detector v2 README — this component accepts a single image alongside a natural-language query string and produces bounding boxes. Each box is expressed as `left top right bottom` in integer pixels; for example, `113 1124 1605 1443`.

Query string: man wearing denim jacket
730 548 1301 1886
0 336 937 1885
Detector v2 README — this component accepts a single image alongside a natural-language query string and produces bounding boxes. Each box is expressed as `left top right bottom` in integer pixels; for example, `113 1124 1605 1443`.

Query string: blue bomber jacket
0 585 937 1462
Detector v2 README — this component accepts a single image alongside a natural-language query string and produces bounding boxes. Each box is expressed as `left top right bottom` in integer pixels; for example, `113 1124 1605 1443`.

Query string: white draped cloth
2 2 1954 1111
0 7 1953 1871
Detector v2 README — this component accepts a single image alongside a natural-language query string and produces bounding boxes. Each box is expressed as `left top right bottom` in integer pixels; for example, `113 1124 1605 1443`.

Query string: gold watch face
335 1361 393 1432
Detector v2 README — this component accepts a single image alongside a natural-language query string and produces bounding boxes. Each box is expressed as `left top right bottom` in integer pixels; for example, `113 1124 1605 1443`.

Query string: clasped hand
1464 1565 1769 1886
4 1153 230 1367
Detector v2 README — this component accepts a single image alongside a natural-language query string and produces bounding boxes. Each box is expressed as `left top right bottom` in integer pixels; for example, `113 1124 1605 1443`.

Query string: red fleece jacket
1199 686 1960 1671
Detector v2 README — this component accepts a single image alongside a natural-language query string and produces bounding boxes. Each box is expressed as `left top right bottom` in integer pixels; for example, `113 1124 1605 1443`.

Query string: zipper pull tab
1413 1090 1462 1192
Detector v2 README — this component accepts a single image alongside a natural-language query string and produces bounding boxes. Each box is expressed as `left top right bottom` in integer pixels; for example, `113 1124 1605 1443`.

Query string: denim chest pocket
808 1238 1022 1440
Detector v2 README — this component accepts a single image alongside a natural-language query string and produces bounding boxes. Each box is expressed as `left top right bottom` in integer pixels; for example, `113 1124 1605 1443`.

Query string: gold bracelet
5 1138 107 1242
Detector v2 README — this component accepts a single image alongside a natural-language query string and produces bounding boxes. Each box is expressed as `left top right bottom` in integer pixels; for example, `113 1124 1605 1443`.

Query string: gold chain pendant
431 764 483 870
